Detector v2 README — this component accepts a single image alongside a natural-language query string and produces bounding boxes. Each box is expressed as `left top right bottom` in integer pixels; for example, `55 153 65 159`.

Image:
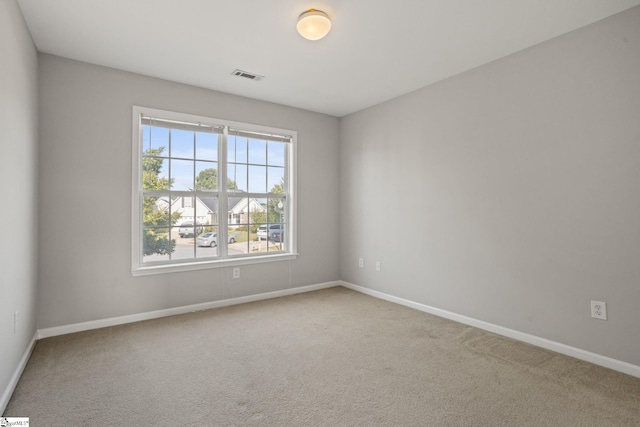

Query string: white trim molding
1 332 38 415
38 281 339 339
340 281 640 379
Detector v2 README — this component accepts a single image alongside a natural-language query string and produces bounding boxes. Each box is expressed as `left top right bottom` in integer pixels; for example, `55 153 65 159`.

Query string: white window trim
131 106 297 276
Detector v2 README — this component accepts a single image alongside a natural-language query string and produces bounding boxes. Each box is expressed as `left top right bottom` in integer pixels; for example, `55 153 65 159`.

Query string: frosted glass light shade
297 9 331 41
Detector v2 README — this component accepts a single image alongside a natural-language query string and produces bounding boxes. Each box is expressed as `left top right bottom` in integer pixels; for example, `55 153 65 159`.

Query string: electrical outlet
359 258 364 268
591 301 607 320
375 261 381 272
232 267 240 279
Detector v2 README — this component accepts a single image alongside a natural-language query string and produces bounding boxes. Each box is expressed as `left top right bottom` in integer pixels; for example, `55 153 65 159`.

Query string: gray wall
0 0 39 407
37 55 340 329
340 7 640 366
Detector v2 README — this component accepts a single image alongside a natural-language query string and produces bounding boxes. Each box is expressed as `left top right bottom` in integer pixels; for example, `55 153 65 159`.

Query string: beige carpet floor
4 286 640 426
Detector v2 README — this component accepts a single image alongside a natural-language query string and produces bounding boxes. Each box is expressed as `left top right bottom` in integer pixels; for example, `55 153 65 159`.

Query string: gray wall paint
37 55 340 329
4 2 639 394
0 0 39 405
340 7 640 365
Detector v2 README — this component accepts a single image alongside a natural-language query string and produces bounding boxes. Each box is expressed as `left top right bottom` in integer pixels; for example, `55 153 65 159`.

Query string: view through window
132 107 295 274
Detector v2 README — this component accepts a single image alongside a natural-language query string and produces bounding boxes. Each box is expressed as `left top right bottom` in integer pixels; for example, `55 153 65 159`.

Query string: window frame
131 106 297 276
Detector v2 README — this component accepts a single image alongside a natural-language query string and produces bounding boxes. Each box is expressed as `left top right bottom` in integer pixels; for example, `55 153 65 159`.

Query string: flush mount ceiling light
296 9 331 41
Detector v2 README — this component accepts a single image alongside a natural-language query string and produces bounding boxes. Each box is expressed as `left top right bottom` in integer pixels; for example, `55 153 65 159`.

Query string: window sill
131 253 299 276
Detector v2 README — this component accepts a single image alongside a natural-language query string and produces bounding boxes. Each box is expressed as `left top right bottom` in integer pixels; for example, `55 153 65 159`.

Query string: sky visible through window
142 125 286 193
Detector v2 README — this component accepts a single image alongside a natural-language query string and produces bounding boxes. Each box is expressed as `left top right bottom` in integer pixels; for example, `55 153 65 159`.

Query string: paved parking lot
143 235 283 262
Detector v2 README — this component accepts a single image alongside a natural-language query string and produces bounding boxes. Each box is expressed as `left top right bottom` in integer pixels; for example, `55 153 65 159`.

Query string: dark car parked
257 224 282 241
269 229 284 242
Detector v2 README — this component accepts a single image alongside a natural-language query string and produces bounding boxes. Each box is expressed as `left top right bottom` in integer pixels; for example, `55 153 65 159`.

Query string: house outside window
131 106 297 275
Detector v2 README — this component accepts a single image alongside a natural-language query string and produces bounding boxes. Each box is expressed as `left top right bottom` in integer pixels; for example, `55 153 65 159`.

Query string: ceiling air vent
231 69 264 81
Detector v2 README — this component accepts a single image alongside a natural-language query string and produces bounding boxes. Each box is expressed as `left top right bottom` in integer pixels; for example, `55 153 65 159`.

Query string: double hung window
132 106 296 275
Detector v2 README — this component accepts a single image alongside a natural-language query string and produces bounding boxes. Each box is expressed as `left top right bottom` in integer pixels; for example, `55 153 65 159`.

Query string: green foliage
250 210 266 233
142 147 179 256
195 168 238 191
142 227 174 256
267 179 285 224
142 148 170 191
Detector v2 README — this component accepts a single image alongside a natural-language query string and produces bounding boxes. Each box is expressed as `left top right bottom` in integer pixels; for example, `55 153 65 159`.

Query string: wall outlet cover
591 300 607 320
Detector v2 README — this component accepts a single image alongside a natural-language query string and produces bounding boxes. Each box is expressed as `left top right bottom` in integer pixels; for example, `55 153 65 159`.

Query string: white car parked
178 223 203 238
196 232 237 247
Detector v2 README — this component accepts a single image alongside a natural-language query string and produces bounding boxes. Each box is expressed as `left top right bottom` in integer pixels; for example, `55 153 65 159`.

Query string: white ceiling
17 0 640 117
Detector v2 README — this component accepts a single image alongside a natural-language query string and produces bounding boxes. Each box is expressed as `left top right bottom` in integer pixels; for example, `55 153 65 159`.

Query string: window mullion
217 127 229 258
285 139 292 250
168 129 173 261
135 113 144 264
191 131 197 259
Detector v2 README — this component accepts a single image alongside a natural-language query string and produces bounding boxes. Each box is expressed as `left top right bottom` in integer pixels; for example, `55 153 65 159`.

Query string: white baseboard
38 281 339 339
339 280 640 379
1 331 38 415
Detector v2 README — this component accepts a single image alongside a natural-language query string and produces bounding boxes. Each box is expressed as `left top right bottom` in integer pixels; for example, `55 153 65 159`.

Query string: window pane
142 227 172 262
143 196 172 226
142 157 169 190
173 196 195 226
267 197 285 224
268 167 284 193
231 197 251 226
249 197 267 225
268 141 285 167
229 227 250 255
228 135 248 163
248 165 266 193
141 125 151 152
228 164 247 192
177 221 200 238
227 196 243 225
248 139 267 165
196 225 218 259
170 159 194 190
195 162 218 191
147 126 169 154
170 129 194 159
198 195 218 226
227 227 239 245
269 224 286 252
195 132 217 161
253 220 284 254
172 225 195 260
227 199 250 256
252 239 270 254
